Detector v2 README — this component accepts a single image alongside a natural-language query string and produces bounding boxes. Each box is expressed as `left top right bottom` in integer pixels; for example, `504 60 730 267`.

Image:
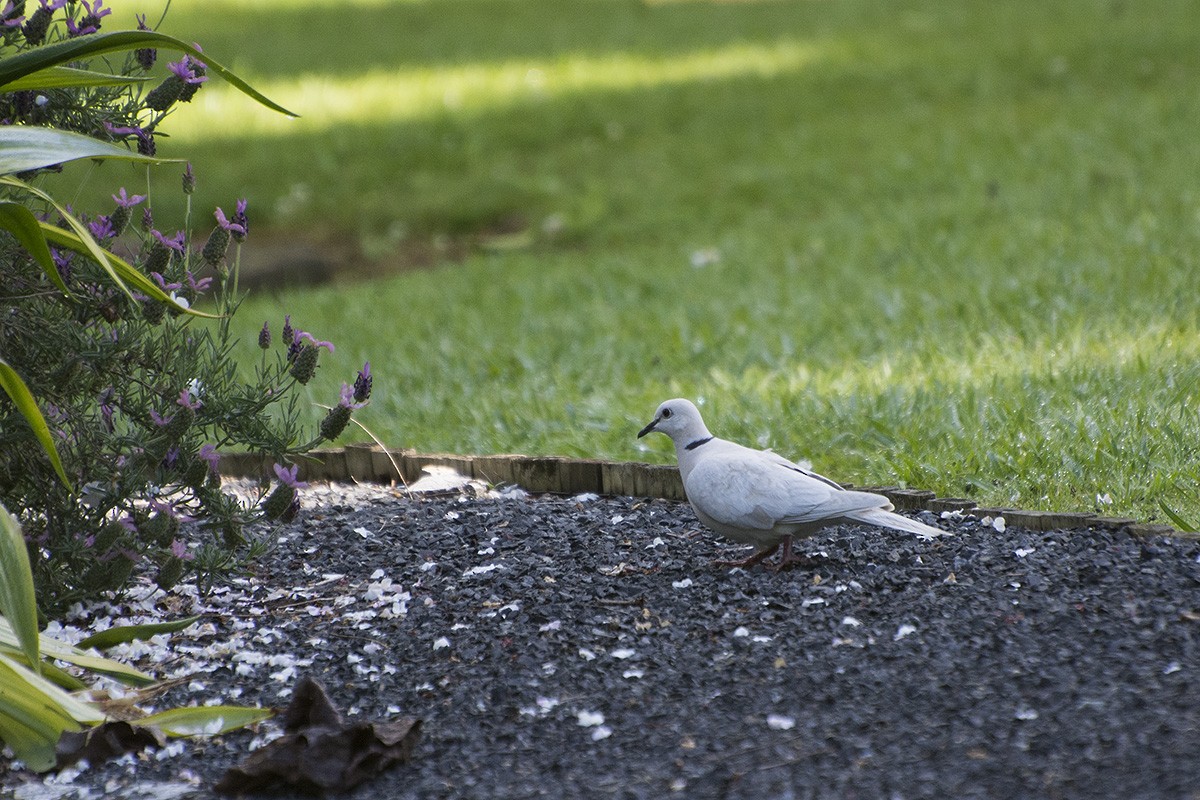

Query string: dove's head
637 398 710 444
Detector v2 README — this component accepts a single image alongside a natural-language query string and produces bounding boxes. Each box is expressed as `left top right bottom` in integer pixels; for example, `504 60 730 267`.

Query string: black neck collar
685 436 714 451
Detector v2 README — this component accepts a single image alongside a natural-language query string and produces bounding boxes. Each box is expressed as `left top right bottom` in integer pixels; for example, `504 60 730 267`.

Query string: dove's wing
684 443 890 531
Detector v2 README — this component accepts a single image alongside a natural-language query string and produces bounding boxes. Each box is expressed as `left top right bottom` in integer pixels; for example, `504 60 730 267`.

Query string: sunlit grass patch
164 38 829 140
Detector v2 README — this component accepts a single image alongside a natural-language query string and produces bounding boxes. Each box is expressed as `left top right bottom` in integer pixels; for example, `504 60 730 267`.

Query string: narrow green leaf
0 617 155 687
38 220 220 319
0 503 39 674
78 615 201 651
2 65 149 91
0 31 297 117
0 357 70 488
0 200 68 294
0 708 59 773
1158 500 1198 533
0 125 171 176
140 705 273 737
0 645 87 691
0 651 102 726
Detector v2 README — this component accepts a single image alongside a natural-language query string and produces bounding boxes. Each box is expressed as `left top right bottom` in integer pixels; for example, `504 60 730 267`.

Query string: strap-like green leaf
77 615 201 650
2 65 149 91
0 357 70 488
0 503 39 675
36 219 220 321
0 616 155 687
0 31 297 117
140 704 273 737
0 125 170 176
0 201 68 294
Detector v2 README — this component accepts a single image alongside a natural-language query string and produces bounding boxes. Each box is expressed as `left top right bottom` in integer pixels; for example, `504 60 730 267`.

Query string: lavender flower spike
353 362 372 403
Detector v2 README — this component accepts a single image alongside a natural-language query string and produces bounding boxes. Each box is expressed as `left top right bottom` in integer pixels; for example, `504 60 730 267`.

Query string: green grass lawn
48 0 1200 523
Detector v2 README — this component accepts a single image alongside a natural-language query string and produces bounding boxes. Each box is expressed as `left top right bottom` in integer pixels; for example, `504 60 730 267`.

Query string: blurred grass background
48 0 1200 521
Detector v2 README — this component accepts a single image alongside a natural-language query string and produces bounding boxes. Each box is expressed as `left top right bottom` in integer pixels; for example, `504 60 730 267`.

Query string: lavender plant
0 2 364 612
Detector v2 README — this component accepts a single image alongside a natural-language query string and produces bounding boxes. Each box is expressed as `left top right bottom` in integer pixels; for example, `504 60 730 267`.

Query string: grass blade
0 617 155 687
1157 501 1198 533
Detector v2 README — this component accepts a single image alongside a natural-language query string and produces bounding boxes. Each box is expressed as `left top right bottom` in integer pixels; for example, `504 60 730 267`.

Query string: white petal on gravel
577 710 605 727
1164 661 1182 675
842 616 862 627
1014 706 1039 721
645 537 666 549
672 578 693 589
579 648 597 661
894 624 918 641
992 516 1007 532
801 598 825 608
539 620 562 632
463 564 501 577
733 627 750 637
591 725 613 741
766 714 796 730
1014 548 1035 558
610 648 636 659
370 568 385 579
353 527 373 538
432 637 451 650
752 635 773 643
623 668 645 679
572 493 600 503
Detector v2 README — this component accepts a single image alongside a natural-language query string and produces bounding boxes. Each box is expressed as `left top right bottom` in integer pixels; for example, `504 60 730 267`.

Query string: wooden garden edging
218 444 1184 539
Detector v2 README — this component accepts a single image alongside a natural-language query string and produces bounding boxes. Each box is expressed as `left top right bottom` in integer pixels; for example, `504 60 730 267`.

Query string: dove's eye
661 408 672 419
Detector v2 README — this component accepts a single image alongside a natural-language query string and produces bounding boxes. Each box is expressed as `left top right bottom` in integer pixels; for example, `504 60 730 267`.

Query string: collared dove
637 398 949 570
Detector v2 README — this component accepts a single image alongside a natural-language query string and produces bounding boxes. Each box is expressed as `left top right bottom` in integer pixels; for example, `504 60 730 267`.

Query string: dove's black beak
637 418 657 438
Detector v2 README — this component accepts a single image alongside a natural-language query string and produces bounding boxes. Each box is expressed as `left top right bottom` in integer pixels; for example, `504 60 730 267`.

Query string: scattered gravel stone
3 480 1200 799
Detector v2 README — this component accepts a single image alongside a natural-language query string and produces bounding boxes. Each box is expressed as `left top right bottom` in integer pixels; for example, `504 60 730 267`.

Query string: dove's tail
845 507 951 539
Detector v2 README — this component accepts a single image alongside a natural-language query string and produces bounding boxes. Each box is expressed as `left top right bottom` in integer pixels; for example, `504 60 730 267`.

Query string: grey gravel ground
4 481 1200 800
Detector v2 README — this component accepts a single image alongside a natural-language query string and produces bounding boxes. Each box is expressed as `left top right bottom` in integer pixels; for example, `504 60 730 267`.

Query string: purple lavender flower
177 389 202 410
51 247 73 282
169 538 195 561
112 188 145 208
87 215 114 241
185 271 212 294
214 207 246 236
162 445 180 469
182 162 195 195
149 498 195 523
2 1 25 28
353 362 372 403
136 130 155 157
102 121 143 139
281 315 294 344
258 322 271 349
150 272 183 292
118 515 137 533
231 199 248 243
152 229 186 254
339 382 367 411
198 444 220 475
297 330 335 353
167 57 207 85
66 0 110 37
150 409 173 427
273 463 309 489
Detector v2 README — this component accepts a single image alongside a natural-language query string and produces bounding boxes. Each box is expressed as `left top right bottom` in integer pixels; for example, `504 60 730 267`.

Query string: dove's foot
713 542 780 569
768 536 818 571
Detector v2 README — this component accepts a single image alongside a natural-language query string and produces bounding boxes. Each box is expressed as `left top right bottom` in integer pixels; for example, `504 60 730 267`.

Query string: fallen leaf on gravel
56 720 165 769
214 675 421 796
